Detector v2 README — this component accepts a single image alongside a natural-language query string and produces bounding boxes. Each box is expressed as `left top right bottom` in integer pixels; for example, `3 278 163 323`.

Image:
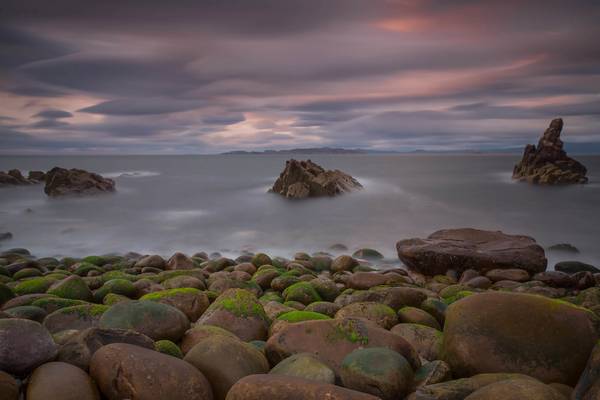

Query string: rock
180 324 238 354
347 272 392 289
44 167 116 197
397 306 441 330
90 343 213 400
532 271 575 287
0 370 19 400
335 301 398 329
283 282 321 305
43 304 108 333
0 318 57 375
572 341 600 400
442 291 598 385
47 275 94 301
416 373 539 400
548 243 580 253
265 317 421 377
140 288 209 322
57 327 154 370
163 275 206 290
397 228 547 275
225 374 381 400
485 268 530 282
4 305 46 322
340 347 414 400
99 300 190 341
352 248 384 260
391 323 443 361
0 232 12 242
166 252 194 270
270 159 362 198
196 289 270 341
134 254 166 269
310 278 340 302
305 301 340 317
270 353 335 384
251 253 272 268
555 261 599 274
513 118 588 184
27 361 100 400
155 339 183 358
28 170 46 182
0 169 35 186
464 378 567 400
184 334 269 400
413 360 452 388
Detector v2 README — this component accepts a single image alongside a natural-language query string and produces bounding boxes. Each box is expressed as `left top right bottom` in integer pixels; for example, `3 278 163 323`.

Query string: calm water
0 154 599 268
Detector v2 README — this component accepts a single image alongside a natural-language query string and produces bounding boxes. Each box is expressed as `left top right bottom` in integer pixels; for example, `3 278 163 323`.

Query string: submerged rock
270 159 362 199
44 167 115 197
513 118 588 184
396 228 547 275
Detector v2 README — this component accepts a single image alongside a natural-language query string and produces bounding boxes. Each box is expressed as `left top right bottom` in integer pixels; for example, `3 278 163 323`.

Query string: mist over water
1 154 599 268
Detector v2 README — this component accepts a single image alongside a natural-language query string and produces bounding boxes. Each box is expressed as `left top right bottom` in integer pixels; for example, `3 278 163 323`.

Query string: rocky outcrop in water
513 118 588 184
0 169 45 186
396 228 548 275
270 159 362 199
44 167 116 197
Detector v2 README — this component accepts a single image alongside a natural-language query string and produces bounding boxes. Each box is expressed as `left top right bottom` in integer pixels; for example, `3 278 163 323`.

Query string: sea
1 154 599 269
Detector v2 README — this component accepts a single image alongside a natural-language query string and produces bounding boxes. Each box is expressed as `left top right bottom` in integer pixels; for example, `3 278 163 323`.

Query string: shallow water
0 154 599 268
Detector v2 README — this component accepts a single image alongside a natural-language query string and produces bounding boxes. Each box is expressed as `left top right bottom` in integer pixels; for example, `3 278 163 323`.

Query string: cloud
79 98 205 116
33 109 73 119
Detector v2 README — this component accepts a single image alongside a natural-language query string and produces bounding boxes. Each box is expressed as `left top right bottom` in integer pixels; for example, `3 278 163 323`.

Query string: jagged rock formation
270 159 362 199
0 169 45 186
44 167 116 197
513 118 588 184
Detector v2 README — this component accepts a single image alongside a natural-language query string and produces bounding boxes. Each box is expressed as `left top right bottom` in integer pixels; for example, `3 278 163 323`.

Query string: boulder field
0 239 599 399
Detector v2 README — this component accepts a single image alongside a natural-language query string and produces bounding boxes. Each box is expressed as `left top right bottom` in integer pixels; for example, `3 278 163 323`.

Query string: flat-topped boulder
513 118 588 184
396 228 547 275
44 167 115 197
270 159 362 199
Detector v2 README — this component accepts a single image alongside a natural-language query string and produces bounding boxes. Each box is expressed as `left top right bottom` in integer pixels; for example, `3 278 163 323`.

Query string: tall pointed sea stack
513 118 588 184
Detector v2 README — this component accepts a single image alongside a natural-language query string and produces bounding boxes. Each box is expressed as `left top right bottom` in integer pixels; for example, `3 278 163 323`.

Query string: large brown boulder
442 291 598 385
513 118 588 184
90 343 213 400
44 167 115 197
265 317 420 377
464 378 567 400
270 159 362 199
225 374 381 400
396 228 547 275
572 341 600 400
27 361 100 400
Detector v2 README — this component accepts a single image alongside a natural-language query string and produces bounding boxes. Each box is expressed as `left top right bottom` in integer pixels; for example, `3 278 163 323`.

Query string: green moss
14 277 53 295
101 270 137 283
327 319 369 345
283 282 322 305
277 310 331 323
156 269 205 283
251 253 272 268
442 290 475 305
154 339 183 358
44 272 70 281
82 255 107 266
13 268 42 280
94 278 137 302
103 293 130 306
0 283 16 305
56 304 109 317
47 275 93 301
141 287 201 301
212 289 268 320
60 257 80 267
260 292 283 304
73 262 104 276
31 297 88 313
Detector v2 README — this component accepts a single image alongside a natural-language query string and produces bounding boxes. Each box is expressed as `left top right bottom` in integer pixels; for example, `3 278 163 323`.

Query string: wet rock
413 360 452 388
464 378 567 400
485 268 530 282
548 243 580 253
442 291 598 385
331 255 359 273
391 323 443 361
28 170 46 182
335 301 398 329
43 304 108 333
397 228 547 275
196 288 270 341
555 261 599 274
47 275 94 301
166 252 194 270
99 300 189 341
225 374 380 400
0 318 57 376
140 288 209 322
513 118 588 184
90 343 213 400
180 324 238 355
341 347 414 400
532 271 575 287
184 334 269 400
416 373 538 400
3 305 46 322
572 341 600 400
44 167 116 197
270 159 362 198
134 254 166 269
283 282 321 305
0 370 19 400
27 361 100 400
57 327 154 370
352 248 384 260
398 306 441 330
265 317 421 377
270 353 335 384
304 301 340 317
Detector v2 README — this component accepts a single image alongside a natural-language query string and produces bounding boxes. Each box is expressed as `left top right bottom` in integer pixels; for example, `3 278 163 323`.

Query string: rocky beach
1 225 599 400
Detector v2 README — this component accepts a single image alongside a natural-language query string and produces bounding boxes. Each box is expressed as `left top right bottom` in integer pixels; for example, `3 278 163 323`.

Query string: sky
1 0 599 154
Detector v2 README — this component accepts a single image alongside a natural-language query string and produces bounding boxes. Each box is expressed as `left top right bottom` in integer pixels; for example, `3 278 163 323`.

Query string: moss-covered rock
391 323 443 361
251 253 272 268
277 310 331 323
197 288 270 341
72 262 104 277
154 340 183 358
443 290 475 305
310 278 340 302
335 302 398 329
14 277 54 296
259 291 283 304
82 255 107 266
13 267 43 280
47 275 93 301
4 305 47 322
397 306 441 330
269 353 335 384
100 271 136 283
43 304 109 334
31 297 88 313
283 282 321 305
305 301 340 317
0 282 15 306
141 288 209 322
102 293 131 306
94 278 137 302
270 274 300 292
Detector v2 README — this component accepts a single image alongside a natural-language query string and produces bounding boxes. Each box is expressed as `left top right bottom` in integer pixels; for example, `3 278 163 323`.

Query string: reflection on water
0 154 599 269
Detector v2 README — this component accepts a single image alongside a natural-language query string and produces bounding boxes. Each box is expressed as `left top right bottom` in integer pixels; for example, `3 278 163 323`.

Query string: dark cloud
79 98 205 116
33 109 73 119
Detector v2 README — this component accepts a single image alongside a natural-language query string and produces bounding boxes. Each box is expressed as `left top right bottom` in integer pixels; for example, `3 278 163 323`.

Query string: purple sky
1 0 599 154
